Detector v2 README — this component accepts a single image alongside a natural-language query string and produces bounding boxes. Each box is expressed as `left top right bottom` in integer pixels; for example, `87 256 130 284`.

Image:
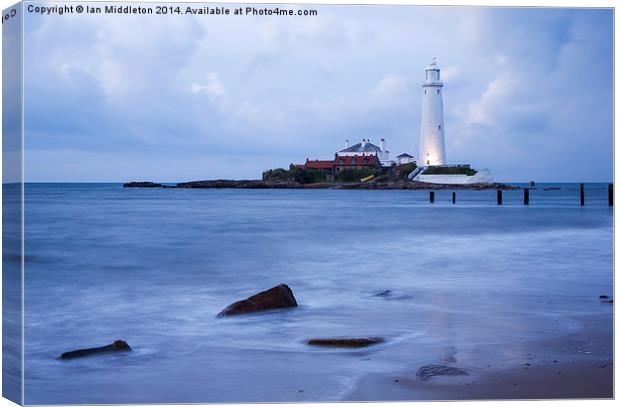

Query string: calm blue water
14 183 613 403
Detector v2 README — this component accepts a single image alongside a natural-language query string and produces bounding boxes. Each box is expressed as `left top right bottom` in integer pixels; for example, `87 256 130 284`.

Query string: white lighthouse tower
419 58 446 166
409 58 494 185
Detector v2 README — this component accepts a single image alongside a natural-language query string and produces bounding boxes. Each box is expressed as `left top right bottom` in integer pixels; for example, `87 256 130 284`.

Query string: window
424 89 427 94
437 89 440 94
438 125 442 130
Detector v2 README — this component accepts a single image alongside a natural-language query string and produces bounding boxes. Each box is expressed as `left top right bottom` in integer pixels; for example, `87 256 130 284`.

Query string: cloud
372 74 412 100
191 72 227 102
445 8 612 181
440 66 461 83
466 71 520 126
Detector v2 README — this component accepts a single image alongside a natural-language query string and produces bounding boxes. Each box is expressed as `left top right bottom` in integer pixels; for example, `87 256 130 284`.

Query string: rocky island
124 179 516 190
124 165 517 190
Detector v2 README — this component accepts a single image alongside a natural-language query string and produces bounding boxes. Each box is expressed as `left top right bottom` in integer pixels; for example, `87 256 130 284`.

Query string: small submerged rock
372 289 413 300
60 340 132 360
306 337 384 348
374 289 393 297
217 284 298 317
415 364 468 381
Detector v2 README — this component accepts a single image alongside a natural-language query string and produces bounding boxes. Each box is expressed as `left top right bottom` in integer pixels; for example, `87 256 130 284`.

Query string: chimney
380 138 385 152
362 138 366 147
345 139 349 148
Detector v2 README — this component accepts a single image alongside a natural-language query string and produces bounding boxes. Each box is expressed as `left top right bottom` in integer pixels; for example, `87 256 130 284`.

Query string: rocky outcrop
306 337 384 348
217 284 298 317
60 340 132 360
123 179 518 190
175 180 304 189
123 182 163 188
415 364 468 381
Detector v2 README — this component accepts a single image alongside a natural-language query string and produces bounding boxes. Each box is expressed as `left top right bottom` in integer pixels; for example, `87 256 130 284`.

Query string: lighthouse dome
426 57 439 70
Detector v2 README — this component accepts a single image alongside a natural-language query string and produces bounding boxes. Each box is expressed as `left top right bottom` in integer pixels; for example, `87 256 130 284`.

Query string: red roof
334 155 379 167
304 159 334 170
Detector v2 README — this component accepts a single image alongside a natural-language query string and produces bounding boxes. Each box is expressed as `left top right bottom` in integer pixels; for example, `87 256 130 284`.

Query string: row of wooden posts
428 183 613 206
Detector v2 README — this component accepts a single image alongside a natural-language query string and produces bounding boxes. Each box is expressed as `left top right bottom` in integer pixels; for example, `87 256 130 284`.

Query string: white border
0 2 616 407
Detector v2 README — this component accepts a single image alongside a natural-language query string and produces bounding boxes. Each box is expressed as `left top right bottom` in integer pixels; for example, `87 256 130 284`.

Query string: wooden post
608 184 613 206
580 183 585 206
452 192 456 204
497 190 503 205
524 188 529 205
430 191 435 204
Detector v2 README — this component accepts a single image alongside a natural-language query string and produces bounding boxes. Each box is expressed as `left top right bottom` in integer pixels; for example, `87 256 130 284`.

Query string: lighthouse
409 58 494 185
419 58 446 166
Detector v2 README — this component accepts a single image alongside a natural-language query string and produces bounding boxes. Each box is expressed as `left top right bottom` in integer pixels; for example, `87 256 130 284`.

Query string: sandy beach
346 312 613 401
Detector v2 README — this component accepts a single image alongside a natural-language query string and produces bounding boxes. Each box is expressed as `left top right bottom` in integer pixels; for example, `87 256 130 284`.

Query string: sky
19 3 613 182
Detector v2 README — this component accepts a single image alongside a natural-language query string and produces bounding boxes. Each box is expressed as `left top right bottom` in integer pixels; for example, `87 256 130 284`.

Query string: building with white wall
337 138 392 166
396 153 415 165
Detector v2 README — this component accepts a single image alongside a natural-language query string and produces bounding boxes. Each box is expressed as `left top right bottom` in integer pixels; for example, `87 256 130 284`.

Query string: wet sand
346 312 613 401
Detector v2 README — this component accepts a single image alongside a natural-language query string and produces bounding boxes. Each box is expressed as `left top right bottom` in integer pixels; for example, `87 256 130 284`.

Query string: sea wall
415 169 494 185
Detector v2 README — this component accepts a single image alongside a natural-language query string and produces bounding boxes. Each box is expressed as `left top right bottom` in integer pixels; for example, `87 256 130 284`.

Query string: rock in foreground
217 284 298 317
415 364 468 381
306 337 385 348
60 340 132 360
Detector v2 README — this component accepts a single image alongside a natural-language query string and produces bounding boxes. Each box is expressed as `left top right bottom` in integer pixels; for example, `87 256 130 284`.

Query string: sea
3 182 614 404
